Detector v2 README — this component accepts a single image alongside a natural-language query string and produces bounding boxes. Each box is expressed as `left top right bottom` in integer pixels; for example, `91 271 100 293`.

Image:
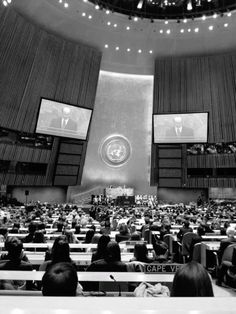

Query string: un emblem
99 135 132 167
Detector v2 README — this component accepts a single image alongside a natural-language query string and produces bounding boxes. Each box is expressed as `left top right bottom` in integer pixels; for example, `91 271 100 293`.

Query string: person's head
5 237 23 260
84 229 95 243
118 223 129 235
171 261 214 297
226 226 235 238
183 220 190 228
33 231 45 243
97 235 110 253
28 222 37 234
51 236 71 263
42 262 78 296
153 240 168 259
105 241 121 262
134 243 149 262
74 224 81 234
173 116 183 128
61 106 71 119
130 232 141 241
56 221 64 232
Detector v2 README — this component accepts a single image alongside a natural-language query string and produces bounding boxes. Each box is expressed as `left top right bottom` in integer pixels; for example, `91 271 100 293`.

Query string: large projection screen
153 112 208 144
36 98 92 140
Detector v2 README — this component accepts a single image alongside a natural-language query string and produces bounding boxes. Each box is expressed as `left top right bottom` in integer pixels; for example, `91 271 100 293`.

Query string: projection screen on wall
36 98 92 140
153 112 209 144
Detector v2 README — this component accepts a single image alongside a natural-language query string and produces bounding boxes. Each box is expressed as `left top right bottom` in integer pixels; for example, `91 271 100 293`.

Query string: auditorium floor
212 280 236 297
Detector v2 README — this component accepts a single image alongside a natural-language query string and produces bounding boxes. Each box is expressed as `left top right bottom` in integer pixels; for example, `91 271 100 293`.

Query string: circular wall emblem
99 135 132 167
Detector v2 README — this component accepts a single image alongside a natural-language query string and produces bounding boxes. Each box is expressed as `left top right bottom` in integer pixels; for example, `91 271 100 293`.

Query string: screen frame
35 97 93 141
152 111 209 144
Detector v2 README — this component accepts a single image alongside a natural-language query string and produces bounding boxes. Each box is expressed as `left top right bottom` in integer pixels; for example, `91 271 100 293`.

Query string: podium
116 195 135 206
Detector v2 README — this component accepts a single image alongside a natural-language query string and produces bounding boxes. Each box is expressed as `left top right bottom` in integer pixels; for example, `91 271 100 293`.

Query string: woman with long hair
171 261 214 297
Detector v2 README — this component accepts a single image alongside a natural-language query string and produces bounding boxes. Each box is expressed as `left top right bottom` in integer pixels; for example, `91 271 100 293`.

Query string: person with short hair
42 262 81 296
171 261 214 297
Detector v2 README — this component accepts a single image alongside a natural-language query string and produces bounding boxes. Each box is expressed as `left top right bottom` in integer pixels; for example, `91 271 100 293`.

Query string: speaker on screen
153 112 209 144
35 98 93 140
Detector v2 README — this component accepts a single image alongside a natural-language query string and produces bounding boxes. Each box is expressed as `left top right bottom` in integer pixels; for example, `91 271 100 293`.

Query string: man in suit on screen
165 116 194 139
50 106 77 132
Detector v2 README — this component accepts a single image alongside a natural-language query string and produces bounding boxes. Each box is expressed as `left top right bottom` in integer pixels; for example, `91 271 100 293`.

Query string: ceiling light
209 25 214 30
88 15 92 19
114 24 117 27
188 28 191 32
137 0 144 9
202 15 206 20
82 12 86 17
106 9 110 14
107 21 111 25
126 26 130 30
149 50 153 54
127 48 131 52
3 0 8 5
187 0 193 11
115 47 119 51
227 12 232 17
194 27 199 32
138 49 142 53
83 0 87 2
160 29 163 33
180 29 184 33
224 23 228 27
64 2 68 8
183 18 187 23
166 29 171 34
104 44 109 48
134 17 138 22
95 4 99 10
213 13 218 18
164 20 169 24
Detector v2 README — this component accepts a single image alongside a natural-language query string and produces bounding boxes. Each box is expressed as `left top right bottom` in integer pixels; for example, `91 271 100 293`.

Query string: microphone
110 274 121 297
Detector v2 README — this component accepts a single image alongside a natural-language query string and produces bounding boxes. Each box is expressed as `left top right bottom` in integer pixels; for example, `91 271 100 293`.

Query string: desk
1 296 236 314
202 235 227 241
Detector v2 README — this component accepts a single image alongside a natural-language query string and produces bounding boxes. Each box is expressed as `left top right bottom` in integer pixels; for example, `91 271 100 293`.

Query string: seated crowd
0 197 236 295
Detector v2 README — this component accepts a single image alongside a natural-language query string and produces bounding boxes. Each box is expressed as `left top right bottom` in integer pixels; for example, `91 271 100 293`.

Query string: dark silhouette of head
5 237 23 260
171 261 214 297
97 235 110 254
134 243 149 262
33 231 45 243
105 241 121 262
118 223 129 235
84 229 95 243
51 236 71 263
42 262 78 296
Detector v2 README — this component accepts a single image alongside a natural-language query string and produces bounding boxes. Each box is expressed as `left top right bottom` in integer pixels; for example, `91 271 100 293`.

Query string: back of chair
192 242 202 263
163 234 174 255
182 232 198 256
222 243 236 263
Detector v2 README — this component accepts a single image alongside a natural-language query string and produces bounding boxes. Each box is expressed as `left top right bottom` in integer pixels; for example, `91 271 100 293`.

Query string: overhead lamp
213 12 218 18
202 15 206 20
137 0 144 9
134 16 138 22
187 0 193 11
227 11 232 17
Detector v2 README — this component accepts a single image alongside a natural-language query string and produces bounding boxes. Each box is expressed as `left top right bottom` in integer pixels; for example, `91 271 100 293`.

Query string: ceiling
88 0 236 20
9 0 236 74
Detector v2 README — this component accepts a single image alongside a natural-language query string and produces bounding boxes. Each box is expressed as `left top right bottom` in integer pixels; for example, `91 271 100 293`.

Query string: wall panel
0 6 101 186
151 53 236 188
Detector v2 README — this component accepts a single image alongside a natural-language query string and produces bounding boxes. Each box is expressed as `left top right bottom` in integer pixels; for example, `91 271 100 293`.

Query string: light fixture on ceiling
187 0 193 11
137 0 144 9
2 0 12 6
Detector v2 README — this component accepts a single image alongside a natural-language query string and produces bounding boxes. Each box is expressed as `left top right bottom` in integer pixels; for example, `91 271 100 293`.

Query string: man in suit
50 106 77 132
165 116 194 139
